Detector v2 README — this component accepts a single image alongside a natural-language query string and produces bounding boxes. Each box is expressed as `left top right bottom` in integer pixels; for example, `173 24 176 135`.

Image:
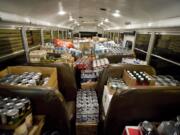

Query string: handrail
29 45 41 51
134 48 147 54
0 50 25 62
151 53 180 66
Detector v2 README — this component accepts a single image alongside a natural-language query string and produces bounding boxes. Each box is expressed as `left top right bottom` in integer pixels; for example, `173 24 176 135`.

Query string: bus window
134 34 151 60
26 30 41 47
135 34 150 51
152 35 180 63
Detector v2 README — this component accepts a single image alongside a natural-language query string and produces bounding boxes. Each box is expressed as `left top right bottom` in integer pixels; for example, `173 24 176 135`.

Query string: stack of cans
107 78 128 90
0 72 50 87
92 58 109 71
127 70 152 85
76 90 99 123
0 97 31 125
75 57 92 70
69 48 82 57
81 70 97 83
153 75 179 86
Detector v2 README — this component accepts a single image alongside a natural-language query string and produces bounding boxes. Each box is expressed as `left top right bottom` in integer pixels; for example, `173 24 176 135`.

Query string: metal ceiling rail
151 54 180 66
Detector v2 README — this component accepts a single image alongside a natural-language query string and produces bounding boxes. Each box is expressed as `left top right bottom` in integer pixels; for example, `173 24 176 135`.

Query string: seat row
0 63 179 135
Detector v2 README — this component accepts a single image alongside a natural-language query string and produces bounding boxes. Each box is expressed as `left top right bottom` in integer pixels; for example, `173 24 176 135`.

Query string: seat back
104 86 180 135
0 87 71 135
96 64 156 102
99 54 135 64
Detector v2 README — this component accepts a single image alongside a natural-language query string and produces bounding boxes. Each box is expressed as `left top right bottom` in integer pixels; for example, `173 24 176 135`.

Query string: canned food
20 98 31 111
3 97 10 103
5 102 14 109
0 108 7 125
0 101 4 107
6 108 19 125
15 102 25 116
11 98 19 103
37 72 42 76
28 80 36 86
139 121 155 135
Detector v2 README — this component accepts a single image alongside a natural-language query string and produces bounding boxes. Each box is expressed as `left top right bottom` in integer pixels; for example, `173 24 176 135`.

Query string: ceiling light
98 24 101 27
74 21 80 26
69 15 74 21
100 22 103 25
58 2 66 16
104 18 109 22
46 22 51 26
148 22 152 27
25 17 30 23
58 10 66 15
112 10 121 17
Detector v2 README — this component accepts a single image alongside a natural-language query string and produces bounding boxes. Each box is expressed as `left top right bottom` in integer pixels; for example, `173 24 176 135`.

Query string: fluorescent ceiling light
25 17 30 23
58 10 66 15
112 10 121 17
74 21 80 26
69 15 74 21
46 22 51 26
104 18 109 22
148 22 152 27
58 2 66 16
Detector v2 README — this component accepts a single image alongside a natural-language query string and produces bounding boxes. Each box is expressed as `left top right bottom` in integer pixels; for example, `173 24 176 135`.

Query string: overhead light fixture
25 17 30 23
148 22 152 27
112 10 121 17
98 24 101 27
58 2 66 16
74 21 80 26
104 18 109 22
100 22 103 25
58 10 66 15
69 15 74 21
46 22 51 26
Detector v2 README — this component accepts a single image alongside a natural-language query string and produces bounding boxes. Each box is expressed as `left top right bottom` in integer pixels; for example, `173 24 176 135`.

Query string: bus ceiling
0 0 180 31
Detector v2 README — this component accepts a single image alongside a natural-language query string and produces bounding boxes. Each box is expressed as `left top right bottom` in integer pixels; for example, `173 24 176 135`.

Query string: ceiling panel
0 0 180 30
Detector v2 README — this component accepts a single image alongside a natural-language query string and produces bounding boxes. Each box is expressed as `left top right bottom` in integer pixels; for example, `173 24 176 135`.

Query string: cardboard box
29 50 47 63
76 122 97 135
102 86 113 115
79 42 92 51
28 115 45 135
123 70 155 87
0 66 58 90
81 81 97 90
